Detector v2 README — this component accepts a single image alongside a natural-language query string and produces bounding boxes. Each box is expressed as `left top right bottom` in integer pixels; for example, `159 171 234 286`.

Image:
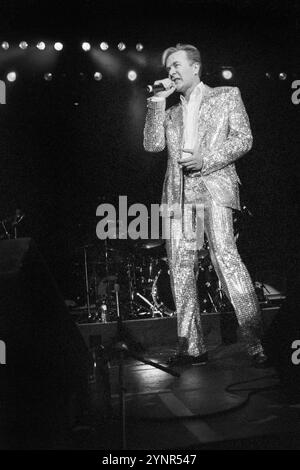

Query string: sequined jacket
143 85 253 210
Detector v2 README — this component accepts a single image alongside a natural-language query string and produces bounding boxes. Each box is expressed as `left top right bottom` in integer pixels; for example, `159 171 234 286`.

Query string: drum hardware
197 256 233 313
0 209 25 240
198 247 209 260
0 219 10 239
210 279 230 312
83 244 92 320
151 266 176 316
254 281 270 304
136 291 164 317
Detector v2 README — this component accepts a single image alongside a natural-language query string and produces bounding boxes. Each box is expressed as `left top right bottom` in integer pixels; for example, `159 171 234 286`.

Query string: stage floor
72 341 300 450
4 297 299 450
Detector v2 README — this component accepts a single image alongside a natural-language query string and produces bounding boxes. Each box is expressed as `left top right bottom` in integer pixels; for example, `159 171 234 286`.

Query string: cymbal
135 239 164 250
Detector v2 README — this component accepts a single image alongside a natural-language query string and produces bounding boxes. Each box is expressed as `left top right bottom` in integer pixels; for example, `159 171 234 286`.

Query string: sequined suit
143 84 263 357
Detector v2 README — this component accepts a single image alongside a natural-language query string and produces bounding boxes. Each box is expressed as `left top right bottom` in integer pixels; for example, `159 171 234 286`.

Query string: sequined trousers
165 177 264 357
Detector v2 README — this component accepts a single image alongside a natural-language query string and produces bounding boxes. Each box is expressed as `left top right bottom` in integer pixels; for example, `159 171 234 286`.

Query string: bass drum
151 261 176 316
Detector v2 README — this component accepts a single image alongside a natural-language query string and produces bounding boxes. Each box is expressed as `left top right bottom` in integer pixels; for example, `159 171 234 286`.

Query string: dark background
0 0 298 299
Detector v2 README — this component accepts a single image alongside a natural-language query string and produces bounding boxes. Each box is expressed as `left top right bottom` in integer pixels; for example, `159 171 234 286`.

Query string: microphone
146 82 174 93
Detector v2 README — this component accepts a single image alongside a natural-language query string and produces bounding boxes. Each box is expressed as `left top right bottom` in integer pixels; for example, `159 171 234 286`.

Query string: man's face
165 50 199 93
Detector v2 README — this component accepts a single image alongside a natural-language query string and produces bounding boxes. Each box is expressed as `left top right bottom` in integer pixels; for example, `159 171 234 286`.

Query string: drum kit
69 205 266 321
71 232 237 322
72 237 174 321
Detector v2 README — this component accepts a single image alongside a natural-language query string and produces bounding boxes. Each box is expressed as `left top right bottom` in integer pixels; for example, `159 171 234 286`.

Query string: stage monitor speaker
262 288 300 399
0 238 91 448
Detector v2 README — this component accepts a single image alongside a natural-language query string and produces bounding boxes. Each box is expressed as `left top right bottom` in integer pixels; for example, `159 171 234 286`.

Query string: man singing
143 44 268 367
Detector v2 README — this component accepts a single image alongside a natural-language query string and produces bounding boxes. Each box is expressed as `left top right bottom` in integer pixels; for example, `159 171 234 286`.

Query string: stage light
118 42 126 51
7 71 17 82
36 41 46 50
221 68 233 80
1 41 9 50
128 70 137 81
44 72 53 81
279 72 287 80
94 72 103 81
19 41 28 50
54 42 63 51
265 72 272 79
136 43 144 52
82 42 91 51
100 42 109 51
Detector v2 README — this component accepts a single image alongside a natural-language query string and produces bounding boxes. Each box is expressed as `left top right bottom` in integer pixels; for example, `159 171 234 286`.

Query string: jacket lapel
196 84 213 145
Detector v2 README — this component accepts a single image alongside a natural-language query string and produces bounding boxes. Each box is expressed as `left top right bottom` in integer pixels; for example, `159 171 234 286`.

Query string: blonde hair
162 43 202 77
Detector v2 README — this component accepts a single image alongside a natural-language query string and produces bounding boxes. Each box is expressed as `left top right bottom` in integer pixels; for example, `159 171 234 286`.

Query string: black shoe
251 352 271 368
166 352 208 367
166 353 191 367
190 352 208 365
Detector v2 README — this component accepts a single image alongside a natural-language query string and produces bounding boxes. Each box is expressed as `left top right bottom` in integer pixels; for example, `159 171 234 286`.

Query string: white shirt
180 81 204 154
149 81 204 154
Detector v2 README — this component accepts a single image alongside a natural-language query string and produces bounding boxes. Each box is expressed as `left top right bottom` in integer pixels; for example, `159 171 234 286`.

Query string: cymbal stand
83 245 92 320
103 238 113 314
12 213 25 239
112 281 180 449
213 279 228 312
1 220 10 239
103 238 111 279
126 256 139 317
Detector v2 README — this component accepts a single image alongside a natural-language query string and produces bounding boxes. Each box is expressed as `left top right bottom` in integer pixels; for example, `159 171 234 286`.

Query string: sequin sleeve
201 87 253 175
143 98 167 152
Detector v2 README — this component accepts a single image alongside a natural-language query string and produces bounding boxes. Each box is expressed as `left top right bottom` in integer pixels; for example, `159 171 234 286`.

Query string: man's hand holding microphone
148 78 176 99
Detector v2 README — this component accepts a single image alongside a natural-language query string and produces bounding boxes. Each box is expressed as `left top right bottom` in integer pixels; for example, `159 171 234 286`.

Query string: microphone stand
112 281 180 450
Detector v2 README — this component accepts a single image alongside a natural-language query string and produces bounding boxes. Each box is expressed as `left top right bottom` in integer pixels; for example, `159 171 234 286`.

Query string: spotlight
79 72 86 81
1 41 9 50
279 72 287 80
100 42 109 51
265 72 272 79
136 43 144 52
82 42 91 51
36 41 46 50
19 41 28 50
94 72 103 81
128 70 137 81
118 42 126 51
7 71 17 82
54 42 63 51
44 72 53 81
221 68 233 80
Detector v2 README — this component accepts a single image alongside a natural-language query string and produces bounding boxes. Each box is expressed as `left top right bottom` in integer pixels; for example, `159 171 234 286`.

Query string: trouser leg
204 200 264 356
165 213 206 357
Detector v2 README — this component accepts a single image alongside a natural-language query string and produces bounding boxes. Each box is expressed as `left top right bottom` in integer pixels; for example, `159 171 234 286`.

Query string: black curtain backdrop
0 0 298 299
